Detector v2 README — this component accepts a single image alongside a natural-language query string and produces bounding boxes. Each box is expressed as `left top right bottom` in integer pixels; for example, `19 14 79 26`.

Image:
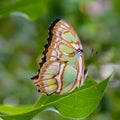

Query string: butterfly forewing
32 19 86 95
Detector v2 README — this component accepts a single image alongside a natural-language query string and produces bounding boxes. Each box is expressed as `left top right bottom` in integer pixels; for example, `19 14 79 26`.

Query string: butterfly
31 19 88 96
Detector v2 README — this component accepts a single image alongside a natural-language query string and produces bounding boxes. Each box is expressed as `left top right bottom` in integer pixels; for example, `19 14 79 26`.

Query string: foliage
0 78 108 120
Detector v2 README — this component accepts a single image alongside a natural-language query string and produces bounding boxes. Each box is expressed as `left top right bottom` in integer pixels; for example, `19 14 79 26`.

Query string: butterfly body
31 19 87 95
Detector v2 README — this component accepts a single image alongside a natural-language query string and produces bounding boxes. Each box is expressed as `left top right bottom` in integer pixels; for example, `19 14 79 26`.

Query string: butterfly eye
80 49 83 53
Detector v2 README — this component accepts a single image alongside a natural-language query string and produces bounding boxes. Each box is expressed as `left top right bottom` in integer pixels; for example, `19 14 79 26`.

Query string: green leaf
34 77 109 118
0 105 32 114
0 78 109 120
53 78 108 118
0 0 48 21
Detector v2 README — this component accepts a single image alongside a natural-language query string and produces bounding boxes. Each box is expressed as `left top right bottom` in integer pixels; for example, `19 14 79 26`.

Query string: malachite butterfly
31 19 87 96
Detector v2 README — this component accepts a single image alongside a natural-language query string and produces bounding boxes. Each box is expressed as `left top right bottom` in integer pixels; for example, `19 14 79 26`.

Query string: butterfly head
75 48 83 56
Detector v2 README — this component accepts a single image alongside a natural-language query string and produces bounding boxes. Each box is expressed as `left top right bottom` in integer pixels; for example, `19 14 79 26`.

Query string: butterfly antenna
85 48 98 67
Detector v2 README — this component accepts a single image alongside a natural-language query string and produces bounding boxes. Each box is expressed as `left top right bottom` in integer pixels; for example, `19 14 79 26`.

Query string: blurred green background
0 0 120 120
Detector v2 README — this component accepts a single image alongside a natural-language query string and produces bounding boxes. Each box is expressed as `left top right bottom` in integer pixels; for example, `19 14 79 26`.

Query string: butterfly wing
32 19 86 95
